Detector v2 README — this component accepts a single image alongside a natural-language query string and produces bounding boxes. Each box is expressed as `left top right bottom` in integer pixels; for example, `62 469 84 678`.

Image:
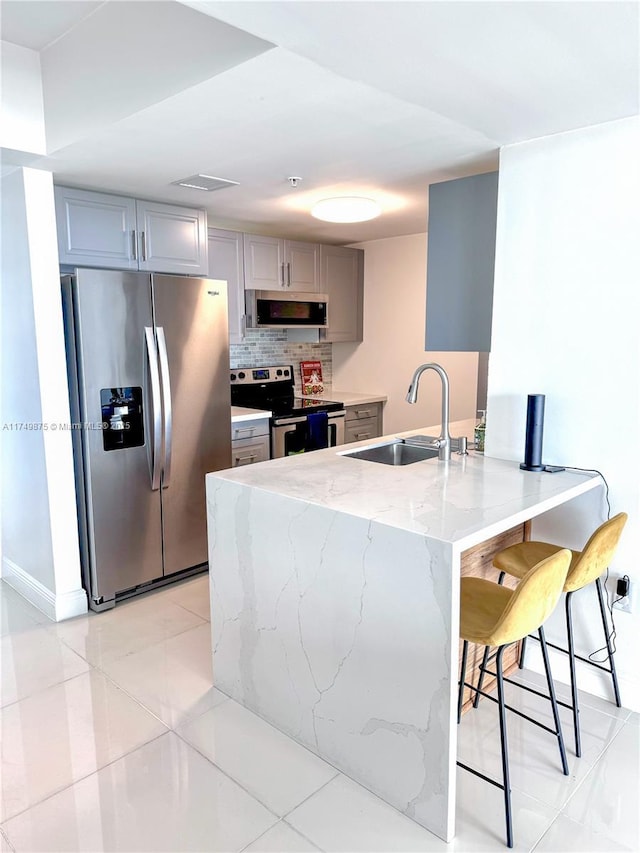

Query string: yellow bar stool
486 513 627 758
457 549 572 849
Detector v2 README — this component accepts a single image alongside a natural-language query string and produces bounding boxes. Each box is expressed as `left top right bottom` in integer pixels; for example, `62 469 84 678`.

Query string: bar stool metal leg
565 590 581 757
458 640 469 724
473 645 491 709
496 646 513 848
595 577 622 707
518 636 527 669
471 570 505 710
538 625 569 775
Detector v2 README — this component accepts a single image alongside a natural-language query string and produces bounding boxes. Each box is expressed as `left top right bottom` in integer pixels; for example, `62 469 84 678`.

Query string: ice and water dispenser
100 387 144 451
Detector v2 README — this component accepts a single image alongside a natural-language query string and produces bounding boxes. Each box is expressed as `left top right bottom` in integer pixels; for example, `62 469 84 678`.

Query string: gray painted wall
425 171 498 352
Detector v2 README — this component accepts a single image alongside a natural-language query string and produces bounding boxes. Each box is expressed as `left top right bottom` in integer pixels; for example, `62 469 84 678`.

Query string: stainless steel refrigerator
62 268 231 611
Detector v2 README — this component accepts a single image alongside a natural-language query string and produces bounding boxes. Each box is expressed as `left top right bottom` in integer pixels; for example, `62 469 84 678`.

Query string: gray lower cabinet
243 234 319 292
208 228 245 344
231 417 270 467
320 245 364 343
344 402 383 444
231 435 270 467
55 186 208 275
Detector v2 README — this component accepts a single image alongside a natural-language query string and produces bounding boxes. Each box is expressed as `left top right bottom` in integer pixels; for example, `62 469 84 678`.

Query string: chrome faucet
406 363 467 461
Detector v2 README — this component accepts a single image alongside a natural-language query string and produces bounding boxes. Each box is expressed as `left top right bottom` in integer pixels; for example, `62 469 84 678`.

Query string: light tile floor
1 577 637 852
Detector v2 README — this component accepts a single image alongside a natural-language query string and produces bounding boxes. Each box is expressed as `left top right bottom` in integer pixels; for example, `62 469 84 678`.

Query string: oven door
272 411 345 458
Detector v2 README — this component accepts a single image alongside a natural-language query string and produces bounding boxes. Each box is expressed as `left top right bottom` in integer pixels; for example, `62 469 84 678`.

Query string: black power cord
562 466 611 519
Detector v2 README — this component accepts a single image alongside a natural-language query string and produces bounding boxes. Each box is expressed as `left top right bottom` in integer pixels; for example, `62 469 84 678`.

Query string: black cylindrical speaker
520 394 545 472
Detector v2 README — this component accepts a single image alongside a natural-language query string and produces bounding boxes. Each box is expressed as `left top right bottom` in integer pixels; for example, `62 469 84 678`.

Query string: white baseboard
2 557 87 621
524 641 640 714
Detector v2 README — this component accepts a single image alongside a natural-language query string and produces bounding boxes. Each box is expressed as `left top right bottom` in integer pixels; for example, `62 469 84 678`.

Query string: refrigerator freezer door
72 269 163 604
152 276 232 577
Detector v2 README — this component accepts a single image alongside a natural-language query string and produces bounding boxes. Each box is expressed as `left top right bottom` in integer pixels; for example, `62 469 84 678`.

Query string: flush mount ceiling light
311 196 381 223
171 174 239 191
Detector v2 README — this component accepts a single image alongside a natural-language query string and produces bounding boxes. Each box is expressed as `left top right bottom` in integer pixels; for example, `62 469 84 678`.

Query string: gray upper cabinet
425 171 498 352
243 234 319 292
243 235 283 289
286 240 320 291
54 187 138 270
319 245 363 343
54 186 208 275
136 200 207 275
208 228 245 344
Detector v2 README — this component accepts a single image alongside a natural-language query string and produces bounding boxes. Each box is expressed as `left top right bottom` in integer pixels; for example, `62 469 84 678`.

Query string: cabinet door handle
234 426 256 436
354 432 371 440
280 262 285 288
131 230 137 260
287 262 291 287
235 454 257 465
140 231 147 261
355 409 371 418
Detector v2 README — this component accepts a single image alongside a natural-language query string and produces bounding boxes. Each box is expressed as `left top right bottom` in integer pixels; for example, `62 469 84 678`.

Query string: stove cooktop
271 396 345 419
230 364 343 419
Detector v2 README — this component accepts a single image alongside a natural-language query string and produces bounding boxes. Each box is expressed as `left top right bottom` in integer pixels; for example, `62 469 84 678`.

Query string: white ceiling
0 1 103 50
1 0 638 243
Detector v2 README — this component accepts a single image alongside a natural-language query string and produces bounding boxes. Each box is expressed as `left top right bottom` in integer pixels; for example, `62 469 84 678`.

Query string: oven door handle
272 415 307 426
273 411 346 427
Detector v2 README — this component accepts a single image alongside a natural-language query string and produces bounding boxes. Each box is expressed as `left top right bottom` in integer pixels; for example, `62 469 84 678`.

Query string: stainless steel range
230 365 345 458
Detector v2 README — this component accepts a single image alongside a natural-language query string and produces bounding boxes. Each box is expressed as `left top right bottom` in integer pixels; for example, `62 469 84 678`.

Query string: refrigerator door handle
156 326 173 488
144 326 162 491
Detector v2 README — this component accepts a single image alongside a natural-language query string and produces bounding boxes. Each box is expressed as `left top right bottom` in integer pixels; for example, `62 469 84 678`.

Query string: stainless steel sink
341 440 439 466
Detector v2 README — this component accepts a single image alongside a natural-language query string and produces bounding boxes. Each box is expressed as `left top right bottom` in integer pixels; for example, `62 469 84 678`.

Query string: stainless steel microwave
245 290 329 329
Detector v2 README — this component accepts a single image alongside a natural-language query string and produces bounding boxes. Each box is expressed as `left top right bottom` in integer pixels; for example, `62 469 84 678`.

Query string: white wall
332 233 479 434
0 167 86 620
486 116 640 710
0 41 46 155
1 169 55 589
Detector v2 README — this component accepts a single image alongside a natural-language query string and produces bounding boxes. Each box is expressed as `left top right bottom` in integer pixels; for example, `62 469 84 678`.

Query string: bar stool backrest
566 513 628 593
487 550 572 647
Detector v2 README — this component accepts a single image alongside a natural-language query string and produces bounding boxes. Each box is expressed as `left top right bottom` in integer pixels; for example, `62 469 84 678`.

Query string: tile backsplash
230 329 332 394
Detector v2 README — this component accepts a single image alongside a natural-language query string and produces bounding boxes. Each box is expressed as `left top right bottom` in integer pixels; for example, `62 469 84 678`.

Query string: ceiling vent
171 174 239 192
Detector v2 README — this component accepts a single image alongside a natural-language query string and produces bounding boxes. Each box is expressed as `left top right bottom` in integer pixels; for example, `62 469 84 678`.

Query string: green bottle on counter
475 410 486 453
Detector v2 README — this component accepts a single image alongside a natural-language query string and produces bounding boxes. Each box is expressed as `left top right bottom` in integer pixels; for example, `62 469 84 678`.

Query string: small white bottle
475 410 486 453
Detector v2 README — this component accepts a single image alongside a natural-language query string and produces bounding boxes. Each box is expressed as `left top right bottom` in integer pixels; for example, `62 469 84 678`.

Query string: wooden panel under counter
458 520 531 714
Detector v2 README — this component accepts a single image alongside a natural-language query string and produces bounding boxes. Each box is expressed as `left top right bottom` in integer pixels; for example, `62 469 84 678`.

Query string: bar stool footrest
465 676 563 738
523 632 617 674
457 760 507 792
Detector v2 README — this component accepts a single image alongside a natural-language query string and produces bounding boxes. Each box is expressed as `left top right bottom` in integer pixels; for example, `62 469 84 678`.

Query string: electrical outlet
612 575 634 614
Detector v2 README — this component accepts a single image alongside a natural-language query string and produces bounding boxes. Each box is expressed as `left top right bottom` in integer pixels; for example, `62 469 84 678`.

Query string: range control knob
276 369 283 376
283 369 289 376
230 373 236 382
238 371 246 380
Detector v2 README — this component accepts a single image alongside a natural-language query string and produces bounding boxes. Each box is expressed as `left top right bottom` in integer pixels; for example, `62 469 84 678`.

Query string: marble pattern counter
206 434 601 841
230 406 272 423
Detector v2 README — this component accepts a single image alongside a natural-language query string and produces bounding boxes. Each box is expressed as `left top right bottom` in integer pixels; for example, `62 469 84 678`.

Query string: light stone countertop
302 387 387 407
206 414 602 842
231 406 272 424
210 417 601 550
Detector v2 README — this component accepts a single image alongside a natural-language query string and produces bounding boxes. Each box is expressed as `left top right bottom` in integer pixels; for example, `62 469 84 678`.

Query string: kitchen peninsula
205 424 602 842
